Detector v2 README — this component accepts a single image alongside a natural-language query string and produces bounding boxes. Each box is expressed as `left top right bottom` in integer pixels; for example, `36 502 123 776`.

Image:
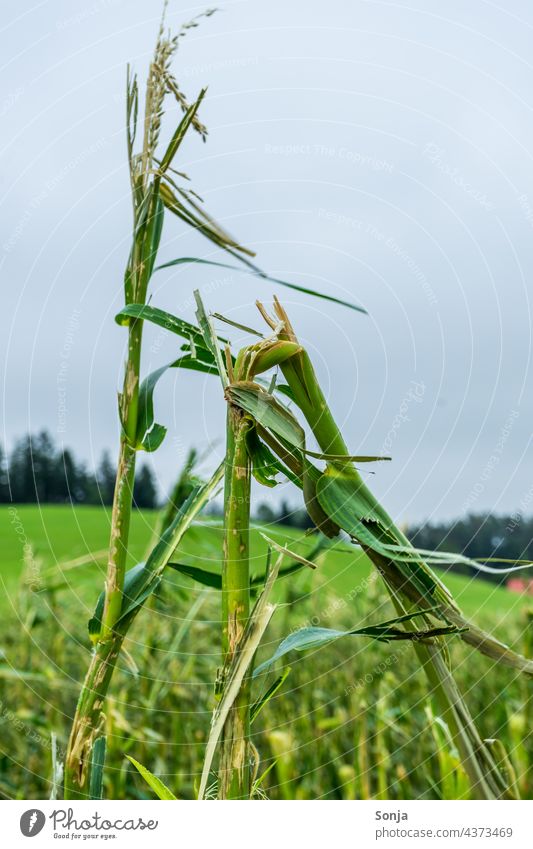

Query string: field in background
1 505 532 800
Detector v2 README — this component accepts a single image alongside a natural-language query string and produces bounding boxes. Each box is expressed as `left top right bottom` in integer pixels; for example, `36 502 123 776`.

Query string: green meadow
1 505 531 800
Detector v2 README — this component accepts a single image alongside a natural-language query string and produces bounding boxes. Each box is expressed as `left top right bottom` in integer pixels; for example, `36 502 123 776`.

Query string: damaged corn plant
128 290 533 801
63 6 265 798
62 4 533 803
63 6 360 800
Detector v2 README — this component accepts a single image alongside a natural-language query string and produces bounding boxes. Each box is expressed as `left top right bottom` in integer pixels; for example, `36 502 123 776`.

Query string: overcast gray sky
2 0 533 524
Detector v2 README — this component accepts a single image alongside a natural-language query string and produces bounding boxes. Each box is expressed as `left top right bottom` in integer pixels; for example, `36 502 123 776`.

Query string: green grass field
1 505 532 800
1 505 529 627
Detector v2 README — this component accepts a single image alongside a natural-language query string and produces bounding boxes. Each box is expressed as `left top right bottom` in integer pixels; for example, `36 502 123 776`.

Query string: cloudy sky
2 0 533 523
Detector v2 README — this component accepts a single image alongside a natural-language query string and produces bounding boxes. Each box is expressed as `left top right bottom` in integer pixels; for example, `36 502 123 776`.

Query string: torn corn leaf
315 471 447 601
315 471 533 675
225 382 305 451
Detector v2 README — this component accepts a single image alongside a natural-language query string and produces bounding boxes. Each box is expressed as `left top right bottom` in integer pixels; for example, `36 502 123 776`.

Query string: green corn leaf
253 627 351 676
159 183 253 257
194 289 228 387
167 561 222 590
141 423 167 453
246 427 281 487
134 352 220 452
128 475 223 606
169 354 219 375
254 613 464 677
88 562 161 641
267 452 302 488
128 335 225 452
136 363 170 451
143 192 165 285
115 303 220 353
303 449 391 463
119 573 162 625
314 472 533 675
159 89 207 172
252 759 278 794
227 383 382 471
275 383 297 402
89 471 223 640
89 737 107 800
168 547 322 591
156 256 368 314
211 312 264 337
126 756 177 800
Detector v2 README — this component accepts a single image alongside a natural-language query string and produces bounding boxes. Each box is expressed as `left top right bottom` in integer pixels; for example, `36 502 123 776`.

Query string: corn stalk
64 463 223 796
218 405 253 798
63 7 252 798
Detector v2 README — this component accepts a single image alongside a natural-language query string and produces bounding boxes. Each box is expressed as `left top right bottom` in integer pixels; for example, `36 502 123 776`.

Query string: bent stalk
257 298 516 799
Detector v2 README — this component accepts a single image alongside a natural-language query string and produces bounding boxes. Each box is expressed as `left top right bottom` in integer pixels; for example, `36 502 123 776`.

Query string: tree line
2 432 531 585
0 431 158 508
409 512 533 586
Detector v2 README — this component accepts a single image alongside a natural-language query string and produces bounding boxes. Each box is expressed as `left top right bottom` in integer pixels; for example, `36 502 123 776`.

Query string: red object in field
507 578 533 595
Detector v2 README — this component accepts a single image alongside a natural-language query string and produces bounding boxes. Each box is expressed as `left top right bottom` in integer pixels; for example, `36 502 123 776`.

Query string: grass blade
126 756 177 800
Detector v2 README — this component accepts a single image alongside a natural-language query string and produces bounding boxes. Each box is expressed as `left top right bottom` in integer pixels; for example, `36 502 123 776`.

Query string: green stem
63 175 154 796
64 463 224 798
64 635 123 799
64 321 142 797
101 316 143 636
218 406 252 799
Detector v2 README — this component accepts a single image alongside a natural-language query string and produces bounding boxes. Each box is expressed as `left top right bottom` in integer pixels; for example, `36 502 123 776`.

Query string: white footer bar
3 799 530 848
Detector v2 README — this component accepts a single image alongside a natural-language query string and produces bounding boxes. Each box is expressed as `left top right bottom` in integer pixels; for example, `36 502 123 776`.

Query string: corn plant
63 7 259 798
63 5 533 801
131 291 533 800
63 3 364 798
